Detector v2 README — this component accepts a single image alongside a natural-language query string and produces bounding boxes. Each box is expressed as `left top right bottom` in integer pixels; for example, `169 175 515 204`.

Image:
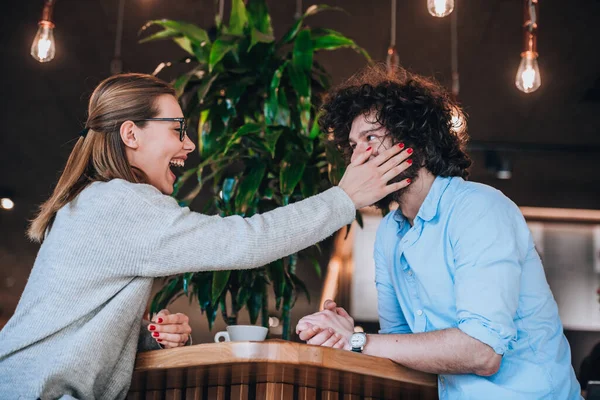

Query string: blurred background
1 0 599 384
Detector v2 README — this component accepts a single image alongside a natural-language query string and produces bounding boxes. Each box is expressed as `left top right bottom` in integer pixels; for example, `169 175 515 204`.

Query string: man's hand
147 309 192 349
296 300 354 350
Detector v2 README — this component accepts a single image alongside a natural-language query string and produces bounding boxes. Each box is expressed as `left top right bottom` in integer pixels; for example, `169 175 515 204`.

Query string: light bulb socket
41 0 56 23
38 20 55 29
520 50 539 59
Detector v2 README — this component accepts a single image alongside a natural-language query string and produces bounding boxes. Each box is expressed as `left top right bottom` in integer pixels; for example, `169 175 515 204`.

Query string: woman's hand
147 309 192 349
338 144 412 209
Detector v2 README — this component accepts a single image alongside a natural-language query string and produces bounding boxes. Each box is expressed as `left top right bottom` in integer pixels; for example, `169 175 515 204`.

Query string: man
296 66 581 400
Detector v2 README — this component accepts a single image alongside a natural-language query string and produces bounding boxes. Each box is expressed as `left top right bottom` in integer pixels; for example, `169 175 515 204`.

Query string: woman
0 73 411 399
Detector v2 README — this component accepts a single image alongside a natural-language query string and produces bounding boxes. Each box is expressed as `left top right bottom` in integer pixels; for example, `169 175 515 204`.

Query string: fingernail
366 146 372 151
153 332 160 337
157 339 163 342
149 325 156 331
406 178 412 184
407 159 413 165
398 143 404 149
407 148 413 155
157 318 163 324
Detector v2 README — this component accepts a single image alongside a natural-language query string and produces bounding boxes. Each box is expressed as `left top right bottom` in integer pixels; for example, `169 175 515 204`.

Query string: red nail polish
406 178 412 184
407 148 413 155
398 143 404 149
366 146 372 151
149 325 156 331
157 318 163 324
153 332 160 337
407 159 413 165
157 339 163 342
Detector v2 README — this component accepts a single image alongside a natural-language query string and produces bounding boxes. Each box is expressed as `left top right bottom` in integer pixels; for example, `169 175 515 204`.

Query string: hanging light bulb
515 52 541 93
31 0 56 63
427 0 454 18
516 0 541 93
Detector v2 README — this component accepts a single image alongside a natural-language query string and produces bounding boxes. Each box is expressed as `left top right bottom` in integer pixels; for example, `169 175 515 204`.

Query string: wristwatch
350 332 367 353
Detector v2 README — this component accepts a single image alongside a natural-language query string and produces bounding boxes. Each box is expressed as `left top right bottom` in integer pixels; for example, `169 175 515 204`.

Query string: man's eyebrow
349 127 382 143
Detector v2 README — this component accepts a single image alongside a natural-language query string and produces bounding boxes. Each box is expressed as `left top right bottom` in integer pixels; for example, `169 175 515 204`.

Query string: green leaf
264 62 290 126
172 166 198 197
139 27 179 44
249 28 275 51
280 149 307 196
290 273 310 303
211 270 231 305
264 127 284 157
268 259 285 309
309 257 322 279
224 123 262 154
199 110 226 157
293 30 313 73
309 111 323 139
197 74 219 106
279 5 345 44
235 160 267 214
229 0 248 35
325 142 346 185
247 0 273 35
183 272 194 296
355 210 364 228
312 29 371 61
150 277 182 315
300 165 320 198
247 284 263 324
209 37 237 72
173 36 194 55
221 177 237 204
140 20 210 47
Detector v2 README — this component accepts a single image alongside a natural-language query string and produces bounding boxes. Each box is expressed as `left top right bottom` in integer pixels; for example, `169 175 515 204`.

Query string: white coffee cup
214 325 268 343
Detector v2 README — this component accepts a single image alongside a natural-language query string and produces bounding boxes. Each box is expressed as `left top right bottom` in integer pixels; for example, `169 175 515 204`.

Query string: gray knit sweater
0 179 355 399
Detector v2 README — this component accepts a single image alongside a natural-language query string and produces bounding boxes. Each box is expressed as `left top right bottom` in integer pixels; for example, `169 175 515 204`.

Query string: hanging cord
390 0 396 47
450 0 459 96
110 0 126 74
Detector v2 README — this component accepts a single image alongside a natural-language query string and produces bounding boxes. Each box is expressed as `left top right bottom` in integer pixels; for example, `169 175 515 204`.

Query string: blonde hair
28 73 176 242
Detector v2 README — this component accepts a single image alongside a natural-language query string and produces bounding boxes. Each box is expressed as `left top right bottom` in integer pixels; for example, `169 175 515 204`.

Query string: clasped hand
296 299 355 351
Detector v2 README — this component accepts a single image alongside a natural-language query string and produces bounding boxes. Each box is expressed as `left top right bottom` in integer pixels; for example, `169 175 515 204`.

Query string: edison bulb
427 0 454 18
31 21 56 62
515 51 541 93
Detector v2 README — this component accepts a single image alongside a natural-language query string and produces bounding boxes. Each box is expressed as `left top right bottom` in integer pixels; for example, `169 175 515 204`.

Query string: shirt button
407 270 413 276
416 309 423 316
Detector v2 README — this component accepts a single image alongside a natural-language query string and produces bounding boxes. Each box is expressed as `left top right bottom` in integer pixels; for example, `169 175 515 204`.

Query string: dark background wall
1 0 599 382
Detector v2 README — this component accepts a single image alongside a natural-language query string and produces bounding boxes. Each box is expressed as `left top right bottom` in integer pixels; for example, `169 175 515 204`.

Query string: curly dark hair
320 65 472 184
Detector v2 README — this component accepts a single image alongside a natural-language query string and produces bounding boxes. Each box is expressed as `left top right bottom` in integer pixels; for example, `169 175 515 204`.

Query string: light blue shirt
374 176 581 400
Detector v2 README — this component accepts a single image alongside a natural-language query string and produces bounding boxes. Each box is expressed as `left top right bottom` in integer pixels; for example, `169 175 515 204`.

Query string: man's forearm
362 328 501 376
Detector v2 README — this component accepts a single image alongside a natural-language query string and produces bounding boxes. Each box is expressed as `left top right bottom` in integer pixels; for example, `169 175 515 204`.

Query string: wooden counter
128 340 438 400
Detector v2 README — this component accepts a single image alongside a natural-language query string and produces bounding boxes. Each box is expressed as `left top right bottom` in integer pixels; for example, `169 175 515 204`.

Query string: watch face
350 333 366 347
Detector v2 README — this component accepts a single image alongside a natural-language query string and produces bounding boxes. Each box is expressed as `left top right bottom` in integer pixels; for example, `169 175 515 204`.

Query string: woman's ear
120 120 139 149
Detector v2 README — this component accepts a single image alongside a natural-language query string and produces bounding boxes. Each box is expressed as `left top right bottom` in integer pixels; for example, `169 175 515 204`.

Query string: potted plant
140 0 369 339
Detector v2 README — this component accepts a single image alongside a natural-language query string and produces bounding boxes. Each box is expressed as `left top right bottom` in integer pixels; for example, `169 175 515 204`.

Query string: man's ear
120 120 138 149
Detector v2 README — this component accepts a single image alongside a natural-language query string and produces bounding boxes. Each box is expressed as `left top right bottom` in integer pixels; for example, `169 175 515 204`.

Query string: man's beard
373 150 422 211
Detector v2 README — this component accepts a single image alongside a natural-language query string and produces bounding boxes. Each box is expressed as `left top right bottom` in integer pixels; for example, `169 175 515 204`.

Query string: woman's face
125 94 196 195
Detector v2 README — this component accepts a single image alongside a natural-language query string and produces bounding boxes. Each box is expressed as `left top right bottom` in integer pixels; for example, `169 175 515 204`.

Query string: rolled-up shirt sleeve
451 192 523 355
374 220 411 335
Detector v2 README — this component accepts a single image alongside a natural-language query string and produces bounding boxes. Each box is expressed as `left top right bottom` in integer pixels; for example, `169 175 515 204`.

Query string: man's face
348 112 420 208
348 112 393 163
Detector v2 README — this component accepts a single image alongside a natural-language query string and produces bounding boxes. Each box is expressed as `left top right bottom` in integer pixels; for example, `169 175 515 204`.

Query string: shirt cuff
458 319 514 355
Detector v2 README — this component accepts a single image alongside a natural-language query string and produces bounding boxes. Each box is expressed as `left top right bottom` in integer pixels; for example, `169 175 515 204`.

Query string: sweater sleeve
122 184 356 277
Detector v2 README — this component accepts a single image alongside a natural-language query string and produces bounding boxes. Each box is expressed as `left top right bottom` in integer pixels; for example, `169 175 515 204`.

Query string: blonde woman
0 73 412 399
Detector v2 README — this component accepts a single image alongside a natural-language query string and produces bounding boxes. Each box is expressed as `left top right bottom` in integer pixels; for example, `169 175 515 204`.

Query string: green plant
141 0 369 339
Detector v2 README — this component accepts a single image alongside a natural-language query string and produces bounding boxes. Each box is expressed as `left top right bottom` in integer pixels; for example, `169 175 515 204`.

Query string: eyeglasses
134 118 188 142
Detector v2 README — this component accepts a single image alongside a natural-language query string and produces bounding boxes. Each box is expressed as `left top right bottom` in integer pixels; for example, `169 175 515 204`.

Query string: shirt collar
392 176 455 227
